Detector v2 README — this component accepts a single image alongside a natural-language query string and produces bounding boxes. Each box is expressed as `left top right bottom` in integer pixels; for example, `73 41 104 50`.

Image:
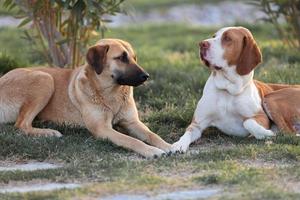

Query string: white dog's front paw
253 130 275 140
171 141 189 153
243 119 276 140
171 133 192 153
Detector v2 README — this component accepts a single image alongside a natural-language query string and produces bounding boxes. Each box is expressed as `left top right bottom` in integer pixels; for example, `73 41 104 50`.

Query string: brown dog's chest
103 94 130 125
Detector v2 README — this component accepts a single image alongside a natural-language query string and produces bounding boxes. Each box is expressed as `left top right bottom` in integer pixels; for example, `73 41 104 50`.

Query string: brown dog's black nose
140 72 149 82
199 41 210 49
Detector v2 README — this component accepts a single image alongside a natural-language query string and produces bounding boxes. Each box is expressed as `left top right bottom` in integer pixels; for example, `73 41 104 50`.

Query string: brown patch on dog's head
222 27 262 75
86 45 109 75
86 39 148 87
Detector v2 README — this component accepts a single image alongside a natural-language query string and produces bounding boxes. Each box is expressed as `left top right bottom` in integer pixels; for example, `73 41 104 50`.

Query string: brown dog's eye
114 51 129 63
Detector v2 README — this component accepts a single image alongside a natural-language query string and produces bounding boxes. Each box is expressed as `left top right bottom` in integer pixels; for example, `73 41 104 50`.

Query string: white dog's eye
223 35 232 42
212 34 216 38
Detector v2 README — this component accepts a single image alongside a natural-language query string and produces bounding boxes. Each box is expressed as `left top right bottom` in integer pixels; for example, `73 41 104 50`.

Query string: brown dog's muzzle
116 64 149 87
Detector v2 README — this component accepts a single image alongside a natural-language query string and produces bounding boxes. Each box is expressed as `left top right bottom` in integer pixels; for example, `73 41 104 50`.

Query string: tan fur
222 28 245 66
254 80 300 134
222 27 262 75
0 39 171 158
251 111 271 130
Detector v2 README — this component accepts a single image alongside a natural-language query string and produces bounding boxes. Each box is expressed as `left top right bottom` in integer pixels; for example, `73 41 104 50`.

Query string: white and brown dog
0 39 171 158
172 26 300 153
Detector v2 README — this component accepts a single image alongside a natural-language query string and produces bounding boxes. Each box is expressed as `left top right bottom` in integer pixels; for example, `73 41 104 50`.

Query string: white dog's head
199 27 262 75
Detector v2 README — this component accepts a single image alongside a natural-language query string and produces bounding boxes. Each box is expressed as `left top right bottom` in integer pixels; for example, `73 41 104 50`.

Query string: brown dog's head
86 39 149 87
199 26 262 76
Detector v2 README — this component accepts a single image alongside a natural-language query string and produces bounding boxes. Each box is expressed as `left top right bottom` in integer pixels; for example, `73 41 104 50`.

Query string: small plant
0 52 19 74
2 0 125 68
251 0 300 50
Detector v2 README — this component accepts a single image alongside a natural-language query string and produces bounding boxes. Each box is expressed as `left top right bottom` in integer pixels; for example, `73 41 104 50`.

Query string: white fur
172 131 192 153
172 27 275 153
202 27 232 70
243 119 274 139
0 99 20 123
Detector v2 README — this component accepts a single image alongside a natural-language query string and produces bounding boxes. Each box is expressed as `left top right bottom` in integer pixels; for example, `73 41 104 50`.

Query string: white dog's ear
236 33 262 76
86 45 110 75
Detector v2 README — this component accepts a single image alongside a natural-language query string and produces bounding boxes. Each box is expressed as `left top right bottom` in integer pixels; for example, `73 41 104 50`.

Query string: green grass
0 23 300 199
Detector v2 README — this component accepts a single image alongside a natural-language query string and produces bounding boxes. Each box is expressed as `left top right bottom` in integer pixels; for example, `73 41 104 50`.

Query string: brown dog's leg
96 127 165 158
122 120 171 152
82 113 165 158
15 72 62 137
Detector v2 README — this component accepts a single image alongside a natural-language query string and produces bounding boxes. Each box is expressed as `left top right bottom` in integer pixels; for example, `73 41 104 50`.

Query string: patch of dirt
284 181 300 193
0 160 63 172
240 159 293 169
100 188 222 200
0 180 80 193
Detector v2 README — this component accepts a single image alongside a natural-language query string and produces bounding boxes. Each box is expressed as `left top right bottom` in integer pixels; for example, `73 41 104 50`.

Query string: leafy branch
3 0 126 68
250 0 300 50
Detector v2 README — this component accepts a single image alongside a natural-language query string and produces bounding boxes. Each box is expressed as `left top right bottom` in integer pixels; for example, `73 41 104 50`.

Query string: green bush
3 0 125 68
251 0 300 50
0 52 19 75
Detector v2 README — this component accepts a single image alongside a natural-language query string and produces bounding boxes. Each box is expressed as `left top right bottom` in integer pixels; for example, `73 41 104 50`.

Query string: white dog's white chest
211 92 250 136
199 76 262 137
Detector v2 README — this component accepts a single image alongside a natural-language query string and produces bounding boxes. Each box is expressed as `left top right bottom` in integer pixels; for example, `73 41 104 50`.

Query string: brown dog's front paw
143 147 165 158
22 128 62 137
160 143 172 153
43 129 63 137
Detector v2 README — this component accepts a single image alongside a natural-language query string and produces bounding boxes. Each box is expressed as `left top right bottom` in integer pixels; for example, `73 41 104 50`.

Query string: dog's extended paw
160 143 172 153
144 147 165 159
170 141 189 154
253 130 275 140
23 128 63 137
40 129 63 137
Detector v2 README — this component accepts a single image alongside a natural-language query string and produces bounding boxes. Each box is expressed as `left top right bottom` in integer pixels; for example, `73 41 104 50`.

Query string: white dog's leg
171 78 217 153
171 89 213 153
243 119 275 139
171 123 201 153
171 114 211 153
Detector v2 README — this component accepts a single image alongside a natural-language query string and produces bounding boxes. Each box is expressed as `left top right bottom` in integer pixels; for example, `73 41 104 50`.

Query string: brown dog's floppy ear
236 33 262 76
86 45 109 75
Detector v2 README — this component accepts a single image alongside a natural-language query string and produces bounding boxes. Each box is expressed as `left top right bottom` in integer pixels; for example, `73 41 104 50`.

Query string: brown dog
0 39 171 158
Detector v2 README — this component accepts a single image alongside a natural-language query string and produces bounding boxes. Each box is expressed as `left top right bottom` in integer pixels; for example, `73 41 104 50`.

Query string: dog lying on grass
172 26 300 153
0 39 171 158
